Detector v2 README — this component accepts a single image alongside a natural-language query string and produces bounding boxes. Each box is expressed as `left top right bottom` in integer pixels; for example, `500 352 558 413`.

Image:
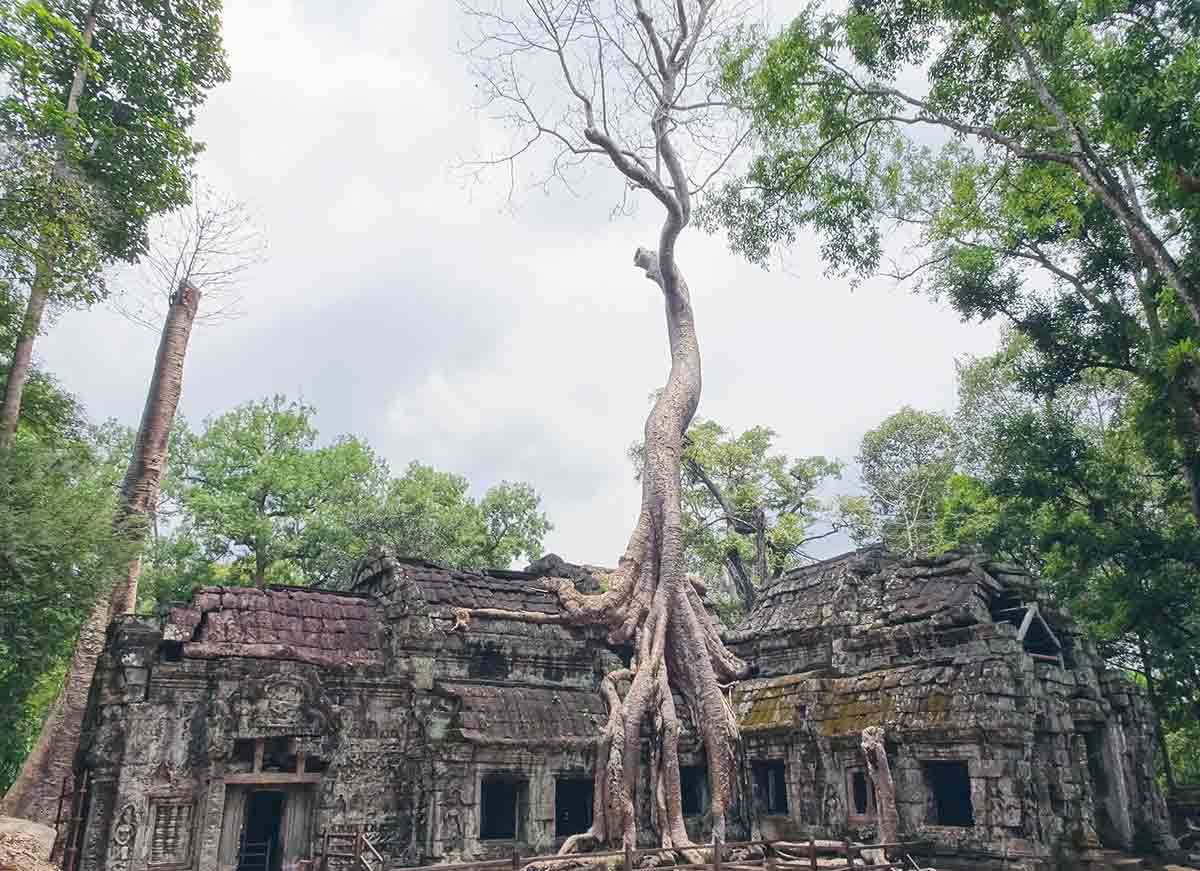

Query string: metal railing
53 771 91 871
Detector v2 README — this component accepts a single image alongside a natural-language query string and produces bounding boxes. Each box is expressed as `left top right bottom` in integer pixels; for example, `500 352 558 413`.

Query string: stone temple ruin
68 548 1173 871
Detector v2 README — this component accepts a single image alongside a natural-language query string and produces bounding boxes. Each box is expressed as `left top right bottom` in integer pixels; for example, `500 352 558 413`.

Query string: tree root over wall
465 249 750 861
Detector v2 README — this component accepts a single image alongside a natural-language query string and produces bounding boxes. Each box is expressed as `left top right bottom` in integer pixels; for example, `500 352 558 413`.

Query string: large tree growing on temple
1 187 260 825
459 0 753 855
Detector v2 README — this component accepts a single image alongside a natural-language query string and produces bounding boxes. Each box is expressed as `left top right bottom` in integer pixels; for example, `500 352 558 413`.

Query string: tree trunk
1138 639 1176 795
0 262 53 448
0 597 109 823
0 0 100 449
110 281 201 613
1 281 199 823
724 552 757 612
465 248 749 857
254 547 268 588
861 727 899 846
688 457 757 611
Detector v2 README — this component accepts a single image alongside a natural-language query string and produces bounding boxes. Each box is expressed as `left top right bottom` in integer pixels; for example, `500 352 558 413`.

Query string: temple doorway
237 791 285 871
217 783 316 871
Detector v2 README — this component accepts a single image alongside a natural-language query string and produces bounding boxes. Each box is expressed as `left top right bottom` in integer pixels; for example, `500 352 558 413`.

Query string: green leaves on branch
137 395 553 603
353 465 551 575
634 418 848 622
0 0 229 306
857 406 958 557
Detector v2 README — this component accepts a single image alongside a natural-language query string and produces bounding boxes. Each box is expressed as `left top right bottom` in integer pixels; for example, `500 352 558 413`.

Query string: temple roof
733 548 1038 639
164 585 387 669
398 560 564 616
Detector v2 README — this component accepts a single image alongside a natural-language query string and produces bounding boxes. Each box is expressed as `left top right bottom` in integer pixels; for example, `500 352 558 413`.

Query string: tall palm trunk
0 0 101 449
0 281 200 825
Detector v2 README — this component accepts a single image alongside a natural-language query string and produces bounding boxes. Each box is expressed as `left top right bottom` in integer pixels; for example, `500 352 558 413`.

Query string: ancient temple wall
417 743 599 860
71 554 1173 871
77 612 418 871
1091 673 1171 852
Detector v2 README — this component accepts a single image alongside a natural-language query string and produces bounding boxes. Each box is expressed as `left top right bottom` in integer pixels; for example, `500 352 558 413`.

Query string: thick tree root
465 250 749 859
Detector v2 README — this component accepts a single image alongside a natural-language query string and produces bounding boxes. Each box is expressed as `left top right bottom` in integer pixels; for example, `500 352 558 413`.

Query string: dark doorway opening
751 761 789 815
555 777 594 838
480 776 527 841
923 761 973 827
238 790 284 871
847 768 875 820
680 766 708 817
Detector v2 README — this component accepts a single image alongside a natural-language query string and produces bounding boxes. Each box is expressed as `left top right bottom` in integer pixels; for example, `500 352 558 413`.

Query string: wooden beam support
224 772 323 785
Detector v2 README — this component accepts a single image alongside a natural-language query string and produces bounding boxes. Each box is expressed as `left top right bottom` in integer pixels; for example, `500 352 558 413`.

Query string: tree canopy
857 406 958 557
634 418 847 618
136 396 553 604
703 0 1200 525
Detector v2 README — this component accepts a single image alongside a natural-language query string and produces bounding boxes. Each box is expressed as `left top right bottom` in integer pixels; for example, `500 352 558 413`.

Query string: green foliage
0 0 230 309
352 464 552 574
937 337 1200 770
137 397 554 603
157 396 387 590
633 418 846 623
705 0 1200 544
1164 720 1200 786
856 406 958 556
0 428 131 791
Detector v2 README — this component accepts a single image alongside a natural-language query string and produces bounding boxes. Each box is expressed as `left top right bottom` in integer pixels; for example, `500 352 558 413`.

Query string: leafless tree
1 185 263 827
458 0 754 857
114 182 263 329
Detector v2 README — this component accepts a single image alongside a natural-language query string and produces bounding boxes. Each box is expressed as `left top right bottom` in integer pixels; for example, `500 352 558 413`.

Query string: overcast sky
39 1 999 567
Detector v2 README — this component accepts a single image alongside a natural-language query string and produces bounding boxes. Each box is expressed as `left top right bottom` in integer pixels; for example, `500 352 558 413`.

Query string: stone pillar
214 784 243 871
1099 724 1132 854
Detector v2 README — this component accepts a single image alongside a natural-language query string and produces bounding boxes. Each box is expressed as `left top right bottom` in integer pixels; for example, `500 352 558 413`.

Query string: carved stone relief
109 804 138 871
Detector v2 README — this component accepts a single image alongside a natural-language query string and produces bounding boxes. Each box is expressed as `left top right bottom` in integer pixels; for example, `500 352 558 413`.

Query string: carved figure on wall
109 804 138 871
441 782 465 853
227 672 335 736
266 678 304 725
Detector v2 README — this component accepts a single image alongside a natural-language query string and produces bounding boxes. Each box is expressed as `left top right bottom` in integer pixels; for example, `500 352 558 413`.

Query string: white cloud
39 0 999 568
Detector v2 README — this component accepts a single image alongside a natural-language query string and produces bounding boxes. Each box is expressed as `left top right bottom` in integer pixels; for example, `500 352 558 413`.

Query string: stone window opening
555 777 594 838
237 790 285 871
227 738 324 781
846 767 876 823
922 761 974 827
991 597 1066 666
160 640 183 662
680 766 708 817
149 800 194 867
261 737 296 773
479 775 528 841
751 760 789 816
